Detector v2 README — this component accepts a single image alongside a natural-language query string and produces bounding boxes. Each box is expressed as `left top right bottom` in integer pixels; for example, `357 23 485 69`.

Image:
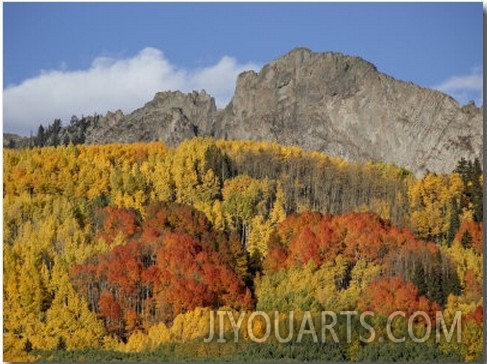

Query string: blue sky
3 2 483 135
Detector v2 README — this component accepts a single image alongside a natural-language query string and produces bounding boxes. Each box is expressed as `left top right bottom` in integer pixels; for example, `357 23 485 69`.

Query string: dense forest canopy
3 138 483 361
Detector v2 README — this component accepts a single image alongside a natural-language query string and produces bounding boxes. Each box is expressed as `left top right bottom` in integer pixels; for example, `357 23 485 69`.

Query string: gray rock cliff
85 90 217 146
213 48 483 176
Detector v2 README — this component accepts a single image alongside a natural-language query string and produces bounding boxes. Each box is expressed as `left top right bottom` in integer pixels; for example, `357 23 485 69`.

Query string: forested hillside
3 138 483 361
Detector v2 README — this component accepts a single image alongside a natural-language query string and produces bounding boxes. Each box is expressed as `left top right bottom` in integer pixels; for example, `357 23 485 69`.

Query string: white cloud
3 47 260 135
433 66 483 107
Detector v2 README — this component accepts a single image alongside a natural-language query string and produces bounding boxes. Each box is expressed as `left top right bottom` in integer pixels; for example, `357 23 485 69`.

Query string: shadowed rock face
85 90 218 146
8 48 481 176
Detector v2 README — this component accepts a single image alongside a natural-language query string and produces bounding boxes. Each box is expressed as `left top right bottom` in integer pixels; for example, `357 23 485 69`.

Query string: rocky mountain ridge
5 48 483 176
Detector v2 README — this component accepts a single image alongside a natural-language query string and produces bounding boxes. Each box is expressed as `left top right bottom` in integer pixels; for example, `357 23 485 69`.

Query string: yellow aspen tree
4 231 51 351
443 244 482 302
269 181 287 225
247 215 274 258
3 246 37 362
172 137 223 205
169 307 214 342
123 330 149 353
210 200 225 230
408 172 463 243
338 259 381 310
45 258 106 350
141 152 175 202
145 322 171 350
256 259 342 312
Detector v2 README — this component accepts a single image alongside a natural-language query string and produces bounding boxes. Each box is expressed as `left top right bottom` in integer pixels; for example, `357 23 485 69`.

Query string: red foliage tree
264 211 420 272
466 306 483 326
154 232 252 323
358 276 439 318
71 202 253 340
95 206 141 244
98 290 123 336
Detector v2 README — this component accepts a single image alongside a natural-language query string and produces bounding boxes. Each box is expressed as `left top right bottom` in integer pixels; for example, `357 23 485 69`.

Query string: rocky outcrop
213 48 483 176
7 48 482 176
85 90 217 146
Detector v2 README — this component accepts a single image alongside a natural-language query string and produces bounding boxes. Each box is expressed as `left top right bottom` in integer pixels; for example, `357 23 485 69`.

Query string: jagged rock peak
85 90 217 146
275 47 377 68
104 109 124 127
215 48 482 176
142 90 216 110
